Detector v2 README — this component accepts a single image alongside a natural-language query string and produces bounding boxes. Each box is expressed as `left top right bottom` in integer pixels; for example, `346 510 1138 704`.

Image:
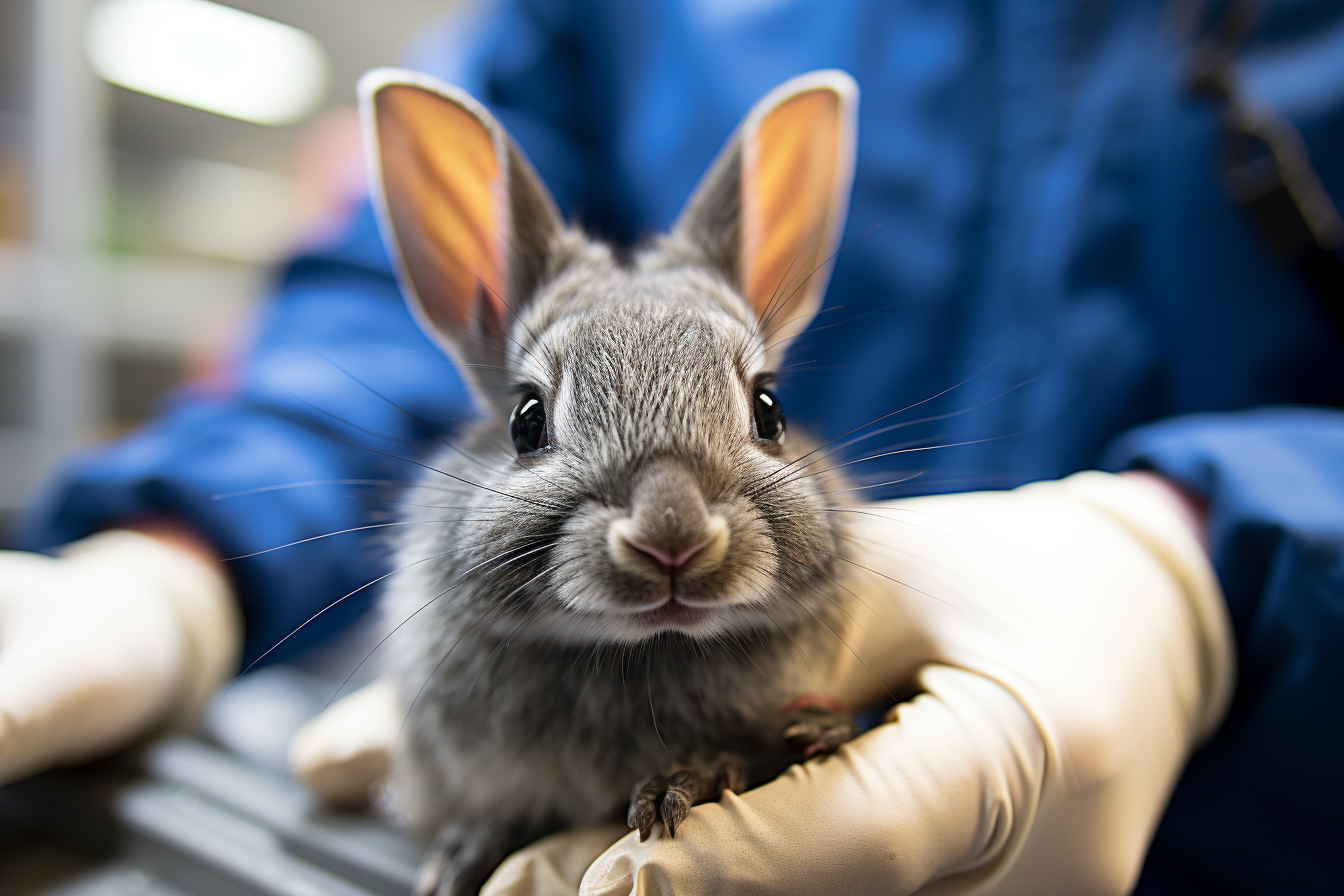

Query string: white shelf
0 240 263 517
0 240 261 346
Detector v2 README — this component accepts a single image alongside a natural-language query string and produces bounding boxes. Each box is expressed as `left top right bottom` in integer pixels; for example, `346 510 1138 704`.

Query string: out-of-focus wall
0 0 456 542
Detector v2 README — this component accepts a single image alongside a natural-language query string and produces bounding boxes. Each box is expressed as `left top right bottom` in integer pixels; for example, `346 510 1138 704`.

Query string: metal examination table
2 735 423 896
1 642 426 896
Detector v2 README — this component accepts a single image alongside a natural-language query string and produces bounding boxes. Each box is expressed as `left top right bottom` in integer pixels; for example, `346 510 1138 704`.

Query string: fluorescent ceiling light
85 0 329 126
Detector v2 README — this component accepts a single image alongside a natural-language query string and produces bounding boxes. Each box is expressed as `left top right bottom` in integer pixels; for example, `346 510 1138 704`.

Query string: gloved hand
478 470 1235 896
0 528 240 785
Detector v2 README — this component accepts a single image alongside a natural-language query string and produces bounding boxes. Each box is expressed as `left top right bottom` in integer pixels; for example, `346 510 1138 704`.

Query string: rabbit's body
385 263 848 832
389 559 832 833
361 68 863 894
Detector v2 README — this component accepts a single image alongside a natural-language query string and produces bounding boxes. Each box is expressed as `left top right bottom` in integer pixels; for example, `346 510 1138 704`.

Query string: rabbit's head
363 69 858 645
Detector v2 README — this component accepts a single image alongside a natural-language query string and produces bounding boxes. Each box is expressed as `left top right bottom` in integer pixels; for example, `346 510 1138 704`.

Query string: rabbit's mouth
627 596 712 630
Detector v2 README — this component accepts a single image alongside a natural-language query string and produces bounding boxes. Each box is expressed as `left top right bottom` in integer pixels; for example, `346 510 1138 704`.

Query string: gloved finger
0 558 181 784
0 549 66 616
482 824 628 896
579 666 1044 896
289 678 402 807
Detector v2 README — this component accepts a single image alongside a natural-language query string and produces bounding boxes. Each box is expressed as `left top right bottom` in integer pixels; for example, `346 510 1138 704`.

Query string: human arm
17 202 476 668
1 201 476 785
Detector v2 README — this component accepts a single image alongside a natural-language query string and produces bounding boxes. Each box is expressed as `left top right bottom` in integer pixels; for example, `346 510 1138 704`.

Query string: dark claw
660 789 689 837
630 775 667 841
660 769 707 837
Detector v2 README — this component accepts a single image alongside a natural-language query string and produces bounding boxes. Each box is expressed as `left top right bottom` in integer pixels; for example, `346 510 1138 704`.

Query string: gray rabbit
360 68 862 895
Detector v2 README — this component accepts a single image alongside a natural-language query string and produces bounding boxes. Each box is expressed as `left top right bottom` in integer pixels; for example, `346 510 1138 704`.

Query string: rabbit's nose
613 521 727 576
623 535 705 571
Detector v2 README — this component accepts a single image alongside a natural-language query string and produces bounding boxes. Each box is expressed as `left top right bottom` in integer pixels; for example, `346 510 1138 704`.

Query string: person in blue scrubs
15 1 1344 892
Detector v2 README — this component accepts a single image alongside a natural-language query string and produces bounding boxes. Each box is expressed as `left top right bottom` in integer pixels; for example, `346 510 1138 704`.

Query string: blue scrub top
20 1 1344 892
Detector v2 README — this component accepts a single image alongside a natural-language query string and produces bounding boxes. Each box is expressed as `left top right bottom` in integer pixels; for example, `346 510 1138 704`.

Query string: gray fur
384 260 851 829
374 79 854 894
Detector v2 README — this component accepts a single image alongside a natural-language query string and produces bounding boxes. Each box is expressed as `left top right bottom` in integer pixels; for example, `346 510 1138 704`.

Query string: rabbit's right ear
671 71 858 363
359 69 564 405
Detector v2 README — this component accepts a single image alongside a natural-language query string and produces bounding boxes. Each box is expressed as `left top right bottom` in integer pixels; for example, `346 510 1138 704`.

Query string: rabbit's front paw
627 761 746 841
782 698 857 758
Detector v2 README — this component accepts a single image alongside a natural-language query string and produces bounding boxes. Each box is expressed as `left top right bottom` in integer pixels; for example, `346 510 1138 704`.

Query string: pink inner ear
375 84 510 336
741 89 843 322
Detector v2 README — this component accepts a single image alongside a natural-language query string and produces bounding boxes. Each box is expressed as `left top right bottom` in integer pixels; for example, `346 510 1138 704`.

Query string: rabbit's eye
510 392 548 454
753 387 786 444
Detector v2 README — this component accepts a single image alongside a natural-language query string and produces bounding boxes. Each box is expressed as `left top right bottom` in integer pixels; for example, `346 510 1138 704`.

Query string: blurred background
0 0 456 542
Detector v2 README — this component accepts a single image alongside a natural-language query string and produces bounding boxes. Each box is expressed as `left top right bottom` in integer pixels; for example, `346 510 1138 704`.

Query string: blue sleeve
1102 408 1344 893
17 203 477 667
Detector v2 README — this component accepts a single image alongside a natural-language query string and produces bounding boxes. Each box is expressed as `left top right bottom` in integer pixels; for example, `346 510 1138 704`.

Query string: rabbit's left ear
672 71 858 353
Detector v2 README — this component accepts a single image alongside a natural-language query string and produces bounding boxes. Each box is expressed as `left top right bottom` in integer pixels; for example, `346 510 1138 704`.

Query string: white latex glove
289 678 401 807
0 529 240 785
483 471 1235 896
